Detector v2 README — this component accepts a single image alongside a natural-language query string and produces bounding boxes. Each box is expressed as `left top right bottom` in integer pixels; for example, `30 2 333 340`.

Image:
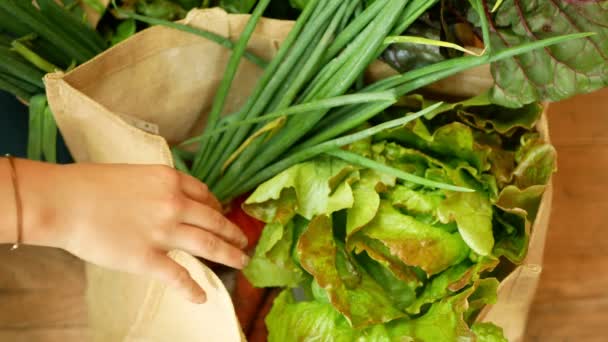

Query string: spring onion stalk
0 72 42 94
172 149 190 173
27 95 47 161
0 48 45 87
219 102 442 200
324 0 387 63
214 0 408 196
38 0 107 53
1 0 94 62
11 40 60 73
193 0 324 177
326 149 474 192
181 92 396 145
0 77 32 100
296 32 594 152
198 0 339 181
42 106 57 163
191 0 272 174
390 0 439 36
205 0 351 186
338 0 361 32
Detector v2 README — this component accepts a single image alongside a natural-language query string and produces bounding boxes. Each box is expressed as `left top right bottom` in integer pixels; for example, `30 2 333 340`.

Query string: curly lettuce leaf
465 278 500 323
267 286 488 342
266 290 356 342
472 322 508 342
243 220 305 287
245 156 358 222
407 258 498 315
388 286 477 342
457 102 543 136
297 215 405 328
357 200 469 276
492 206 530 264
438 191 495 256
349 235 424 287
377 121 492 173
496 184 546 221
356 252 418 311
484 0 608 107
389 185 444 217
345 170 392 238
513 134 557 189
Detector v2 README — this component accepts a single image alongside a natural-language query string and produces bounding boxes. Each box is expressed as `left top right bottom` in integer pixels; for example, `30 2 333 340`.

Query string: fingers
169 224 249 270
146 251 206 304
177 172 222 212
181 199 248 249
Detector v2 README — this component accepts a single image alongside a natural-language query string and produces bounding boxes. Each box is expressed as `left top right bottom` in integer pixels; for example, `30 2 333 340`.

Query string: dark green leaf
110 19 136 46
220 0 257 13
485 0 608 106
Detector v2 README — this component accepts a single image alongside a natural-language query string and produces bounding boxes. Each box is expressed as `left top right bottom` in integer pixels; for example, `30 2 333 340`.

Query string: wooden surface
0 246 88 341
525 88 608 342
0 89 606 341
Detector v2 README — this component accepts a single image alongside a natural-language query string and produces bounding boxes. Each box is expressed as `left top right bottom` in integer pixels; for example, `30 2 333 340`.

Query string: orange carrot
247 288 280 342
233 271 267 334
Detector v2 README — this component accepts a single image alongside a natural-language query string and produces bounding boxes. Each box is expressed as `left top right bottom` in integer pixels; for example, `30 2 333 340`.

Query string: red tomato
226 195 265 251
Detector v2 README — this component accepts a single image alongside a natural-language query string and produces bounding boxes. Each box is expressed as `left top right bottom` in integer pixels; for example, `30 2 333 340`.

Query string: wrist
16 159 68 248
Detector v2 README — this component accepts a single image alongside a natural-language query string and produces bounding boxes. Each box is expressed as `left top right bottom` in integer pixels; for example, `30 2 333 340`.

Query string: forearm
0 157 19 245
0 158 57 247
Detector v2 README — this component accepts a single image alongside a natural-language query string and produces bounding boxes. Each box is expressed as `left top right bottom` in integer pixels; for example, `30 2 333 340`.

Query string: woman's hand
16 160 248 303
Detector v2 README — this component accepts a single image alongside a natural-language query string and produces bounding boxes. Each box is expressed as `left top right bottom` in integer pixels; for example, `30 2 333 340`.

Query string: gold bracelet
5 155 22 250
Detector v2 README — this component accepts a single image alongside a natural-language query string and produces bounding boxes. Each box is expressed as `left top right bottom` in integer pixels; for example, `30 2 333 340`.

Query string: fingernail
241 254 250 267
194 292 207 304
241 237 249 249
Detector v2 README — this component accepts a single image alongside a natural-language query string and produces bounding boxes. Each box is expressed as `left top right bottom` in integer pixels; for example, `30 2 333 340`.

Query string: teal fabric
0 91 72 163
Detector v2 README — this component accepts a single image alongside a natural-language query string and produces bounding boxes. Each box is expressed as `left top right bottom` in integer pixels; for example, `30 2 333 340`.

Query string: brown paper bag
45 8 551 341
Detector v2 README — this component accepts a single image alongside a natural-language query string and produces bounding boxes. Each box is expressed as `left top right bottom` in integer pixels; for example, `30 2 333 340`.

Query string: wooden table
525 88 608 342
1 88 607 341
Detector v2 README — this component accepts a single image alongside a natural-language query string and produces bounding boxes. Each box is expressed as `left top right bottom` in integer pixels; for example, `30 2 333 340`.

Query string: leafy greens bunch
0 0 109 163
241 96 555 341
125 0 586 203
384 0 608 107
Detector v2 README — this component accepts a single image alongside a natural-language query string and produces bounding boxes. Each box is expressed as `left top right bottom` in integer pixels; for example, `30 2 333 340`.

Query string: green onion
42 105 57 163
0 77 32 100
172 149 190 173
204 0 351 185
37 0 107 53
0 72 42 94
324 0 386 63
27 95 47 161
196 0 334 181
191 0 272 174
214 0 408 196
1 0 95 62
181 91 397 146
221 102 443 200
326 149 474 192
11 40 60 73
0 47 45 87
